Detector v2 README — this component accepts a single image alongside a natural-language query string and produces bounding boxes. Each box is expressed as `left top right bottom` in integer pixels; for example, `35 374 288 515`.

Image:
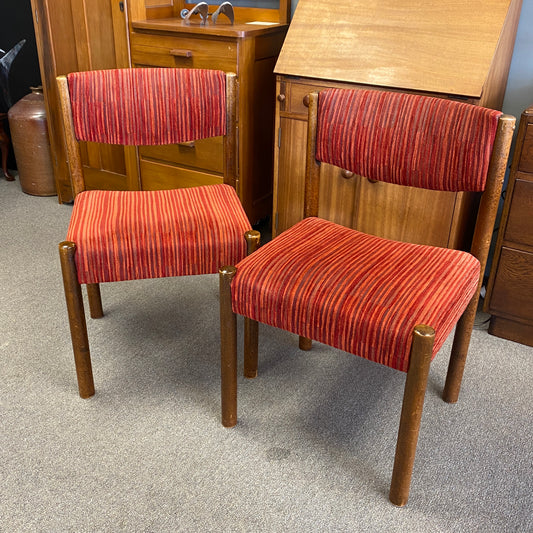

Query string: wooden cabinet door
31 0 136 202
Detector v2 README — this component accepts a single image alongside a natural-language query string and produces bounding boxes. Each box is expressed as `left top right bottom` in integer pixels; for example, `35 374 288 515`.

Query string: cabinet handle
303 94 310 107
277 94 286 102
178 141 196 148
341 169 354 179
169 49 193 58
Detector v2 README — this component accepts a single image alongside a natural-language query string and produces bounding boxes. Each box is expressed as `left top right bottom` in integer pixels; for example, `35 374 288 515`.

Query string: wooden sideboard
272 0 523 246
484 105 533 347
31 0 290 222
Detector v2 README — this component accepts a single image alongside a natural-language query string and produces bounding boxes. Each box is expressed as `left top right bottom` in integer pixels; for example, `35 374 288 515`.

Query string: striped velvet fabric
316 89 502 192
66 68 226 145
67 185 251 284
231 217 480 372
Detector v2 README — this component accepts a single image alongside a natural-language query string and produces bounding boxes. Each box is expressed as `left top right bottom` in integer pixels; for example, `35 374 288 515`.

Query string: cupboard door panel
354 179 458 247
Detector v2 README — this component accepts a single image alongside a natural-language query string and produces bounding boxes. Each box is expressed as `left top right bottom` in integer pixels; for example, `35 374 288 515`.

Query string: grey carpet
1 177 532 532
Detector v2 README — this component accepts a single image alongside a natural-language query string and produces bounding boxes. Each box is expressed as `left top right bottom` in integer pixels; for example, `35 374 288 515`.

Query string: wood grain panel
489 247 533 320
276 0 518 99
504 177 533 247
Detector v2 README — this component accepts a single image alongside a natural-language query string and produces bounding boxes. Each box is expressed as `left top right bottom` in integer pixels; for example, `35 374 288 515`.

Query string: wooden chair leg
443 295 478 403
299 336 312 350
389 324 434 506
87 283 103 319
244 318 258 378
219 265 238 427
59 241 95 399
0 122 14 181
243 229 261 378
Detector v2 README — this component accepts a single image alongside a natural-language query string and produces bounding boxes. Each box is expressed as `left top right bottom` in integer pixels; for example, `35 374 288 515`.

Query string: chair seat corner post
219 265 238 427
58 241 95 399
243 230 261 379
389 324 435 506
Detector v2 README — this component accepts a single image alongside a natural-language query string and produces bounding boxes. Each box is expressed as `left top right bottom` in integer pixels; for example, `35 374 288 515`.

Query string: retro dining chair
57 68 254 399
219 88 515 505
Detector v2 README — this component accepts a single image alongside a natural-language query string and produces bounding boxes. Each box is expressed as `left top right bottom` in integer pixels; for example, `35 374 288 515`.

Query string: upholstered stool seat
67 184 251 284
231 216 480 372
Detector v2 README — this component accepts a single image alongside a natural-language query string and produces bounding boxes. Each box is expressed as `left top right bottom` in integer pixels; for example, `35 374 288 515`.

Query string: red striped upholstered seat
68 185 251 284
231 216 479 372
219 86 515 505
57 68 252 401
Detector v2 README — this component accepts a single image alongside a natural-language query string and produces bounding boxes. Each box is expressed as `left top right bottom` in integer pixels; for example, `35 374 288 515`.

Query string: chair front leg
87 283 103 319
389 324 434 506
443 294 478 403
59 241 95 398
219 265 238 427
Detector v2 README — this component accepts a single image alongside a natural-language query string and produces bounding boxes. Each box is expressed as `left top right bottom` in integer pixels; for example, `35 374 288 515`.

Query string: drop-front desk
272 0 523 249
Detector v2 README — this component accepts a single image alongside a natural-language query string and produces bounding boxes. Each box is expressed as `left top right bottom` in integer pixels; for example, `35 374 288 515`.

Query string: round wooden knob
277 94 286 102
303 94 310 107
341 169 354 179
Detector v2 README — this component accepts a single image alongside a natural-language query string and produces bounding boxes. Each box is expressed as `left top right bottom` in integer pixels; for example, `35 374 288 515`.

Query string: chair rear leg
299 336 312 350
87 283 104 319
243 229 261 378
443 295 478 403
59 241 95 398
389 324 434 506
244 318 258 378
219 265 238 427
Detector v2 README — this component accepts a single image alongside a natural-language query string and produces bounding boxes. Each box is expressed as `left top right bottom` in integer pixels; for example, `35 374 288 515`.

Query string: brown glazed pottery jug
8 86 56 196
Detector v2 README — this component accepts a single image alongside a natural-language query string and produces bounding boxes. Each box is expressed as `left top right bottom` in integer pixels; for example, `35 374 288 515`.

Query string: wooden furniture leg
219 265 238 427
59 241 95 398
0 116 14 181
299 336 312 350
87 283 104 319
243 230 261 378
443 295 478 403
389 324 435 506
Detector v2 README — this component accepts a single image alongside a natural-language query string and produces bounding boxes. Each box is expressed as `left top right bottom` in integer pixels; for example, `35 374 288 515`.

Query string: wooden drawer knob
277 94 286 102
169 49 193 58
303 94 310 107
178 141 195 148
341 169 354 179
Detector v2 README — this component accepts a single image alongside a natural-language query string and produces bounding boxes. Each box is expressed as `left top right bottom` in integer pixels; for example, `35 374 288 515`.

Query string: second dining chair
219 87 515 505
57 68 255 399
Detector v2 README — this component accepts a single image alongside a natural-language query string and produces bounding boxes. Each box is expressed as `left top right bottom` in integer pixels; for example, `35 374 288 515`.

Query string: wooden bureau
272 0 522 246
129 3 290 223
484 105 533 347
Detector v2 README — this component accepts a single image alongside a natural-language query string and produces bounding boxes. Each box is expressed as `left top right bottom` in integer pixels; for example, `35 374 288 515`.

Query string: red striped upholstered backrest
66 68 227 146
315 89 502 192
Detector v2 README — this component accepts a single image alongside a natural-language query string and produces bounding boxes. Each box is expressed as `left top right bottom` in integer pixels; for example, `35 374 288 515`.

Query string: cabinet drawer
489 247 533 321
139 159 222 191
139 136 223 175
518 124 533 173
505 178 533 247
284 81 329 116
130 32 237 72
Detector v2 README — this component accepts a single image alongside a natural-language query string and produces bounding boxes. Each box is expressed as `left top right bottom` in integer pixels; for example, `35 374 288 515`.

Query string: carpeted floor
1 176 532 532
